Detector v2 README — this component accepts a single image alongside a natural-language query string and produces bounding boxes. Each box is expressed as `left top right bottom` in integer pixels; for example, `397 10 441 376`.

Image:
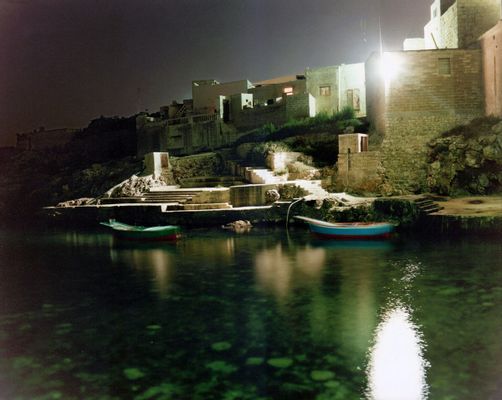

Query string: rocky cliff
427 117 502 195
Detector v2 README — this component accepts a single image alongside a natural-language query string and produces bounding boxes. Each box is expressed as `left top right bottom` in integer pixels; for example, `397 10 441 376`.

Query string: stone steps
292 179 330 198
101 189 203 205
182 203 232 210
415 198 443 215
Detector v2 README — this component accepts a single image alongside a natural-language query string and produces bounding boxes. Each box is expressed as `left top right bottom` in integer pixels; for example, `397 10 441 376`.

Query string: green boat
100 220 181 241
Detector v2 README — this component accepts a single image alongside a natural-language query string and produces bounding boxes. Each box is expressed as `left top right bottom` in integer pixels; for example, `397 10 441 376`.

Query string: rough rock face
265 189 280 203
57 198 96 207
286 161 320 180
427 120 502 195
109 175 167 197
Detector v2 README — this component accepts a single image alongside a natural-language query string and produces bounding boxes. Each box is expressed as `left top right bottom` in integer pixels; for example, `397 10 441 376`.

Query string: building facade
480 20 502 117
366 49 484 192
424 0 500 49
138 63 367 156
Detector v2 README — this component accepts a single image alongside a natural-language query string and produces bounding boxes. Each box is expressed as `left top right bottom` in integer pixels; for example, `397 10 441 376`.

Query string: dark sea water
0 227 502 400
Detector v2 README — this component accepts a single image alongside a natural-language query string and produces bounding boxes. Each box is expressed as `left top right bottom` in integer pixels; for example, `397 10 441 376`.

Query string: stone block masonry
336 151 382 193
455 0 500 49
366 49 484 194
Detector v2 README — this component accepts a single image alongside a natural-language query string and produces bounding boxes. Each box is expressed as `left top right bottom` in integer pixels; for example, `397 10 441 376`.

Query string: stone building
480 20 502 117
366 49 484 192
137 63 366 157
361 0 501 194
192 79 253 114
250 74 307 106
306 64 366 118
424 0 500 49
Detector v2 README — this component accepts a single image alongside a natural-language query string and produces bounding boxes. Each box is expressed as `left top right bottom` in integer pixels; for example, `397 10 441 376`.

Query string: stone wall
231 93 312 131
338 63 367 117
424 0 443 49
305 65 339 115
137 115 242 157
230 184 278 207
366 49 484 193
480 21 502 117
250 79 307 105
192 79 252 113
335 151 382 193
285 93 315 120
144 152 170 179
425 0 499 50
441 2 458 48
136 116 166 157
456 0 500 48
232 103 287 131
170 152 224 182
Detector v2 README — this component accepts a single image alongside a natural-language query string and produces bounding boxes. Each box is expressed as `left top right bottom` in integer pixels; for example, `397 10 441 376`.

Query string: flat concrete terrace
431 196 502 217
43 202 289 228
421 195 502 235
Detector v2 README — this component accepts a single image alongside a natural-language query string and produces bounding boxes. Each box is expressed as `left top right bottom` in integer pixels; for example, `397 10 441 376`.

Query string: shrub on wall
427 118 502 195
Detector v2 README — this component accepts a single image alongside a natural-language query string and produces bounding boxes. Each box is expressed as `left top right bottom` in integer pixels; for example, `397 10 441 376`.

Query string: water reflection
254 243 326 301
366 262 429 400
110 246 174 297
367 304 428 400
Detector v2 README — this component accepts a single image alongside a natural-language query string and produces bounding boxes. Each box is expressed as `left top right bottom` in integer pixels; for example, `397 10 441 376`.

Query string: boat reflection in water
366 262 429 400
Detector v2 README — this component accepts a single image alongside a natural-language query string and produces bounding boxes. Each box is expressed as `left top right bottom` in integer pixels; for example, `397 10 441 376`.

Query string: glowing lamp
379 52 403 83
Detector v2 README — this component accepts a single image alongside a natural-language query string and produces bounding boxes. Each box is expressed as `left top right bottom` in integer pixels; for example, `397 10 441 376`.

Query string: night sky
0 0 431 145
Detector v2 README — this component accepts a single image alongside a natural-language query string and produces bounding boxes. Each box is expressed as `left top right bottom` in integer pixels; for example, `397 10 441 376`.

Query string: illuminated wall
306 65 340 115
338 63 367 117
365 49 484 193
480 20 502 117
424 0 500 49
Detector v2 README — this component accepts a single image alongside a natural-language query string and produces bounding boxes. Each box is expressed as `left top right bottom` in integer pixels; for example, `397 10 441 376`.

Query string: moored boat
100 220 181 241
294 216 394 239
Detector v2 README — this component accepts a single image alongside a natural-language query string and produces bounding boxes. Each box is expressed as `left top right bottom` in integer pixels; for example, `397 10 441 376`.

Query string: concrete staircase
414 197 443 215
100 188 232 210
228 159 329 199
247 168 287 184
292 179 330 199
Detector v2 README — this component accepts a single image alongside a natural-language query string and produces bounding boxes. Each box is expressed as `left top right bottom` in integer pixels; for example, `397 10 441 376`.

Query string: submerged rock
222 220 252 233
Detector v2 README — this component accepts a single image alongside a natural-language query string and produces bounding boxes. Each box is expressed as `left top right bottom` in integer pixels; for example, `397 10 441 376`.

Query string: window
438 58 451 75
346 89 361 111
283 86 293 96
320 86 331 96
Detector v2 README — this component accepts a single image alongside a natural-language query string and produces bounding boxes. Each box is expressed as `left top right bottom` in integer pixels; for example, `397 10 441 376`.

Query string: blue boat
294 216 394 239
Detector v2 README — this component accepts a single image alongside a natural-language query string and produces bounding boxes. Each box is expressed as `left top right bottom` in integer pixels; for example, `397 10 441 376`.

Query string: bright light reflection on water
367 260 429 400
367 304 428 400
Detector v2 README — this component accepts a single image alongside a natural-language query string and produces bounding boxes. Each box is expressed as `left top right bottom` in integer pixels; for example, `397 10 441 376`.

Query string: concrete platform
431 196 502 217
